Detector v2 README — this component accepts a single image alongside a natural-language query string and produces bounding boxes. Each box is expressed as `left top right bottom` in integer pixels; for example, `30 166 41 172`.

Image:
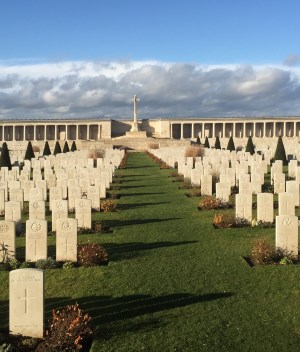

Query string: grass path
1 152 300 351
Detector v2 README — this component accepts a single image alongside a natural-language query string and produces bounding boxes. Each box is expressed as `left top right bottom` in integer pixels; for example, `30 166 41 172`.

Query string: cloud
0 60 299 119
283 54 300 67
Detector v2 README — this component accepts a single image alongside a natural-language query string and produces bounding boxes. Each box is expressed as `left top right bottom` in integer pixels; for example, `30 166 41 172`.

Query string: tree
245 136 255 155
196 136 201 145
0 142 12 169
53 141 62 155
214 136 221 150
274 136 287 165
204 136 210 148
227 136 235 152
24 141 35 160
71 141 77 152
63 141 70 153
42 141 51 156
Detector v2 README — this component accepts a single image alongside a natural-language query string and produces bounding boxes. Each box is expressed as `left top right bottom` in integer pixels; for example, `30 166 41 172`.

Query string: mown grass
1 152 300 351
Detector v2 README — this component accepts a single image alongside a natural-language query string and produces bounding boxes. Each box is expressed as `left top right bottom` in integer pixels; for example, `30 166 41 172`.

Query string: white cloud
0 60 299 119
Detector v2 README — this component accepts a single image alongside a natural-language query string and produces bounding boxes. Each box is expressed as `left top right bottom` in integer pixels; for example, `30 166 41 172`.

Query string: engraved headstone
75 198 92 228
257 193 274 223
235 193 252 222
9 268 44 338
26 219 47 262
51 200 68 231
276 215 298 257
56 218 77 262
29 201 46 220
278 192 295 216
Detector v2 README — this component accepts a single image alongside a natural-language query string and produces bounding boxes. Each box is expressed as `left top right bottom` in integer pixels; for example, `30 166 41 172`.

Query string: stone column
222 123 225 138
233 123 236 138
181 124 184 139
170 123 173 139
191 123 194 138
243 123 246 138
283 122 286 137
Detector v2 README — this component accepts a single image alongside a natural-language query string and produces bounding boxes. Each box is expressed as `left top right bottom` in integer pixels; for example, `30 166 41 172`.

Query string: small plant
179 180 193 189
184 146 205 161
0 343 15 352
160 162 170 169
0 242 10 263
189 187 202 197
88 148 104 159
19 261 32 269
235 217 250 228
170 171 178 177
100 199 117 212
175 174 184 182
68 207 75 214
77 242 109 267
62 261 75 269
22 204 29 215
35 257 58 270
38 303 93 351
198 196 230 210
251 239 275 265
93 220 110 233
8 258 20 270
213 213 236 228
279 256 294 265
77 227 94 235
0 209 4 217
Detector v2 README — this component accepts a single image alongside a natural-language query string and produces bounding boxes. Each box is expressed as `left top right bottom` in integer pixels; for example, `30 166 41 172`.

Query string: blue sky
0 0 300 119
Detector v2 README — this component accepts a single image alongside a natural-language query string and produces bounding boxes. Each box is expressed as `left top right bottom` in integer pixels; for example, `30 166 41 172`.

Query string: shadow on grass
0 292 234 340
118 202 170 210
105 217 181 228
121 192 165 197
105 240 198 261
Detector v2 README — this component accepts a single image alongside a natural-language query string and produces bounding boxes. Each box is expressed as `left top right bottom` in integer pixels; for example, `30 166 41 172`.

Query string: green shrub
35 257 58 270
0 343 15 352
24 141 35 160
62 261 76 269
53 141 62 155
245 136 255 155
0 142 12 169
63 141 70 153
214 136 221 149
42 141 51 156
77 243 109 267
273 136 287 165
204 136 210 148
227 136 235 152
37 303 93 352
71 141 77 152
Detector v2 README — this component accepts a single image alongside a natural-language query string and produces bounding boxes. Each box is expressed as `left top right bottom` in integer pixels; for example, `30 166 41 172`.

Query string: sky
0 0 300 120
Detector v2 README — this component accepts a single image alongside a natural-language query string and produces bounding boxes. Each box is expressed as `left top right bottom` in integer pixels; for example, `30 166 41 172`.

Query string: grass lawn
1 152 300 351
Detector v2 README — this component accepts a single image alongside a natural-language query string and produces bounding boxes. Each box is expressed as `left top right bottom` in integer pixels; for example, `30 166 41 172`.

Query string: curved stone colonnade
170 117 300 139
1 117 300 143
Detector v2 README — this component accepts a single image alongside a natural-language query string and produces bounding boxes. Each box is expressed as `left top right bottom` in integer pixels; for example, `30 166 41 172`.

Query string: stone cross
131 95 140 132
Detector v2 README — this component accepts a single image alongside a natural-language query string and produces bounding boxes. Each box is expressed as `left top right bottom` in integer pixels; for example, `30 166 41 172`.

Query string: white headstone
51 200 68 231
56 218 77 262
25 219 47 262
29 201 46 220
276 215 298 257
278 192 295 216
9 268 44 338
75 199 92 228
257 193 274 223
235 193 252 222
